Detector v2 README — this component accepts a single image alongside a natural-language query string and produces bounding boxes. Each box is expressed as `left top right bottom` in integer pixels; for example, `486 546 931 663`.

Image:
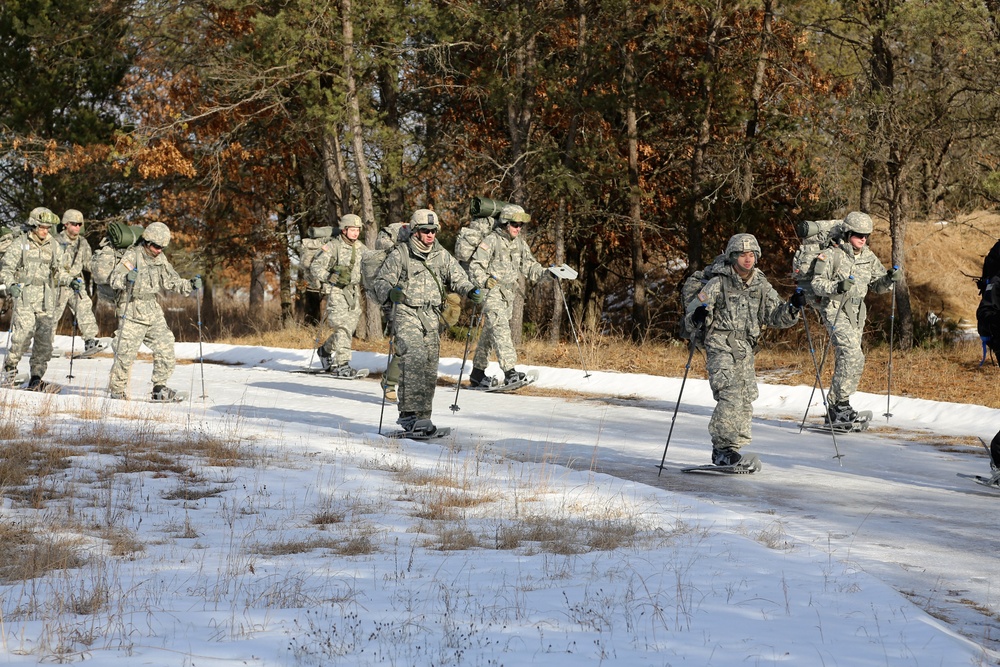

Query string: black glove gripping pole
657 336 697 477
799 302 844 464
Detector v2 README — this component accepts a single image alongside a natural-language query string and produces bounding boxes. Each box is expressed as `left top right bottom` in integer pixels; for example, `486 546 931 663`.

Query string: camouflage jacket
56 230 93 280
109 245 192 300
468 227 545 301
810 241 892 326
0 230 67 289
310 236 368 294
374 236 474 310
686 264 798 352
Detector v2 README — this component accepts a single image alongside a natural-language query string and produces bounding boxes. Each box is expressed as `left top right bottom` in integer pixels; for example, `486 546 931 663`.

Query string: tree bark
624 5 647 343
687 11 722 271
341 0 382 340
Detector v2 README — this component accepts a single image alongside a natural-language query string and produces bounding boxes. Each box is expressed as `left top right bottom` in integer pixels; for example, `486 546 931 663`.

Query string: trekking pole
378 303 397 435
195 278 206 399
657 336 697 477
883 270 897 421
798 288 850 431
555 278 590 377
799 301 844 464
449 301 482 413
66 293 79 381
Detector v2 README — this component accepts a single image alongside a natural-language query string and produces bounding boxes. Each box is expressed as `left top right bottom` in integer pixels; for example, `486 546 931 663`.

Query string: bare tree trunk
278 238 293 325
548 196 567 344
378 63 407 226
624 6 647 342
887 148 913 349
737 0 773 203
249 254 267 313
687 12 722 271
322 129 351 223
341 0 382 340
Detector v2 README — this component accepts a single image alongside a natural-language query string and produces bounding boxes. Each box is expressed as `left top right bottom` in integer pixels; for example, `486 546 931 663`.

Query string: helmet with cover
409 209 440 231
142 221 171 248
27 207 59 228
62 209 84 226
725 233 761 262
842 211 874 236
339 213 362 230
499 204 531 225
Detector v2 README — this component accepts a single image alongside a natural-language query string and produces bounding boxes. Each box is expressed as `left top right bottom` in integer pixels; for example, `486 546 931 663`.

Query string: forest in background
2 0 1000 349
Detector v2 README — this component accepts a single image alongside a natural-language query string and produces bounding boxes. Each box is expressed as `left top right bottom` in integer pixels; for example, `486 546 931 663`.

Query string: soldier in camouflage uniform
370 221 411 402
685 233 802 468
312 214 368 377
373 209 484 433
810 212 902 424
107 222 200 401
0 207 68 390
467 204 549 387
54 209 102 353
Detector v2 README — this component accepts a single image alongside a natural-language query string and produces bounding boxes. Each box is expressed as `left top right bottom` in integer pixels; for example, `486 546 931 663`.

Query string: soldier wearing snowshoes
54 209 103 356
107 221 199 401
810 212 902 426
373 209 484 435
0 207 69 391
467 204 548 389
311 214 368 378
684 233 801 471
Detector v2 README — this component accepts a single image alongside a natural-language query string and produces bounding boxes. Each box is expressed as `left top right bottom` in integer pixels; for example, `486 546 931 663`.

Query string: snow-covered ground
0 336 997 666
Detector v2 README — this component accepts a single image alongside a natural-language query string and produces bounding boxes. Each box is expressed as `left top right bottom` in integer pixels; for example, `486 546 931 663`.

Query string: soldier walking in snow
373 209 483 435
312 214 368 377
107 221 200 401
53 209 103 354
684 233 802 470
0 207 69 390
466 203 549 388
810 212 902 425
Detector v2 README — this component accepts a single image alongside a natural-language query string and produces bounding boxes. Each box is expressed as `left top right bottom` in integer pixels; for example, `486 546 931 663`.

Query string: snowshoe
385 418 451 440
0 367 19 387
682 450 762 475
151 385 187 403
808 409 872 434
482 369 538 393
468 368 499 389
66 337 111 359
25 375 61 394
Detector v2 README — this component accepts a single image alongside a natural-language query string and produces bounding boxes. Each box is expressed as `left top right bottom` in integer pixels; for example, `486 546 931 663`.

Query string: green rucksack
790 219 844 299
678 254 727 349
91 222 144 302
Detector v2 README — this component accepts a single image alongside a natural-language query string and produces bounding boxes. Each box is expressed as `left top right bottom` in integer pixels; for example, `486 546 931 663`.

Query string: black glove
190 275 203 290
889 267 903 283
691 305 708 326
335 267 350 288
70 277 84 295
790 290 806 309
837 276 854 294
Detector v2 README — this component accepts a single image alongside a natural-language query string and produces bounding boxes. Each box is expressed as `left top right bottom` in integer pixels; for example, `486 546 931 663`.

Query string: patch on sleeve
697 290 709 303
478 241 490 250
123 260 134 271
816 252 826 261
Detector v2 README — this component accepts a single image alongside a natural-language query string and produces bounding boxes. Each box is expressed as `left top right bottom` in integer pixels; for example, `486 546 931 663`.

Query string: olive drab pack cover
91 222 144 303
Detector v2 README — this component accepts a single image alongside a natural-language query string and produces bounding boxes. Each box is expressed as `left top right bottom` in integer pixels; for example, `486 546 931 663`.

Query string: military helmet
725 233 761 260
499 204 531 225
842 211 874 235
27 207 59 228
62 209 84 226
409 209 440 231
142 221 171 248
339 213 362 230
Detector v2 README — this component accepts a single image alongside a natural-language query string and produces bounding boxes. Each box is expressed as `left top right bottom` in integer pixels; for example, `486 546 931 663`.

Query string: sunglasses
148 242 163 250
65 222 82 227
508 222 523 229
851 233 869 240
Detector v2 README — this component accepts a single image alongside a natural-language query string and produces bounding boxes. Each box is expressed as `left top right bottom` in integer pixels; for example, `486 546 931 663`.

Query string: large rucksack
976 239 1000 360
678 254 727 349
454 197 508 264
0 225 23 257
299 226 334 291
790 219 844 298
91 221 144 303
361 222 412 310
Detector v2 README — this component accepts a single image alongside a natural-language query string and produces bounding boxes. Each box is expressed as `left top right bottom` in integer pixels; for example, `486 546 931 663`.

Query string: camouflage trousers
55 286 100 340
392 305 441 419
705 339 759 451
320 287 361 366
4 289 55 378
825 320 865 405
473 296 517 372
108 299 176 394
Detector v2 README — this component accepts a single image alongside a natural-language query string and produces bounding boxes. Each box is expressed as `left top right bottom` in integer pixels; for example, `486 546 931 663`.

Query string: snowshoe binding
151 385 187 403
468 368 499 389
386 415 451 440
681 449 763 475
481 369 538 393
25 375 61 394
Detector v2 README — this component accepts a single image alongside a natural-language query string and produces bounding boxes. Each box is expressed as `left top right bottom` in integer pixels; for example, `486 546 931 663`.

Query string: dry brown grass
0 521 86 583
